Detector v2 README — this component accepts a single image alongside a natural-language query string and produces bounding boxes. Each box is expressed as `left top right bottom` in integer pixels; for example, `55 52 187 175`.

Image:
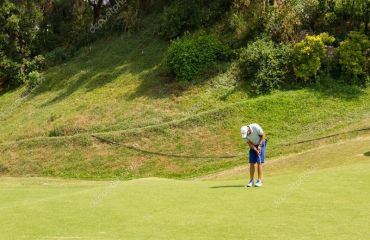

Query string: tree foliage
0 0 369 89
37 0 93 52
239 37 293 94
293 33 335 81
165 33 230 82
159 0 231 39
0 0 43 86
338 31 370 83
263 0 306 43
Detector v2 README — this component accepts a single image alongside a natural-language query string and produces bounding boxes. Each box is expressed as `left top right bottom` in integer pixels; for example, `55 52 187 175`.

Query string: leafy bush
45 47 77 67
338 31 369 84
165 33 230 82
0 55 45 87
265 1 302 42
23 55 46 75
26 71 43 89
159 2 200 39
32 55 46 71
0 0 43 87
201 0 231 26
0 58 22 86
239 37 293 94
159 0 230 39
293 33 335 81
226 0 266 47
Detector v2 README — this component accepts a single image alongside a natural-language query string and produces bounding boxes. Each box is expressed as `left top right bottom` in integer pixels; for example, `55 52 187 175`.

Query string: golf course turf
1 4 370 240
1 136 369 240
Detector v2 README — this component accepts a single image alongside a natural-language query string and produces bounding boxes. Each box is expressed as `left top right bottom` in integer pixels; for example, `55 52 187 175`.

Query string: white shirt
244 123 264 145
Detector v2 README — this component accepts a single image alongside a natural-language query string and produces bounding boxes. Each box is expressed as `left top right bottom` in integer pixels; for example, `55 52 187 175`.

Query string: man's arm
257 133 266 154
247 141 259 153
258 133 266 146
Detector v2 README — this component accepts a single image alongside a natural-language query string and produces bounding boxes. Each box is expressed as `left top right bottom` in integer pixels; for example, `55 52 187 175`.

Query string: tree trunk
89 0 103 25
365 1 370 35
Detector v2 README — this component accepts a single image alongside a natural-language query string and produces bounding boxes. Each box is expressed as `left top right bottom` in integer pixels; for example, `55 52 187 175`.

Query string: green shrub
293 33 335 82
265 1 302 43
32 55 46 71
0 55 45 87
165 33 230 82
45 47 77 67
0 0 43 87
159 1 201 39
0 58 22 86
239 37 293 94
225 0 266 47
159 0 230 39
26 71 43 89
23 55 46 74
338 31 369 84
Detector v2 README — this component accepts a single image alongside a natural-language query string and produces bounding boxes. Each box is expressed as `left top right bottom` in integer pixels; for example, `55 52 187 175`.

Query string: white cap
240 126 249 139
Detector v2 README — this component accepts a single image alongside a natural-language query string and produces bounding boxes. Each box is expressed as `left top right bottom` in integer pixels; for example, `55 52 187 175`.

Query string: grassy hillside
1 137 370 239
0 31 369 179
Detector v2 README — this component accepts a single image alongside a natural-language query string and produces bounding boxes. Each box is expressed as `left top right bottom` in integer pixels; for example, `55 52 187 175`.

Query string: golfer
241 124 267 187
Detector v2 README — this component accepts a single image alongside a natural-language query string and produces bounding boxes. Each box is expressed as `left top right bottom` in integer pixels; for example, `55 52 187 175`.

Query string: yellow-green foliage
293 33 335 81
338 31 369 81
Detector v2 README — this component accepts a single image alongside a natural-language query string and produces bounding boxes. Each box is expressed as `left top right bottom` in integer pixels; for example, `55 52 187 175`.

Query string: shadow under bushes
0 163 8 174
307 77 366 100
23 31 366 106
125 69 184 100
0 85 18 97
219 73 367 103
127 61 231 101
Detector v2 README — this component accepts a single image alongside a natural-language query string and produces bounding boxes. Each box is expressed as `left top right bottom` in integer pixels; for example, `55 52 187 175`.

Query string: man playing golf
241 124 267 187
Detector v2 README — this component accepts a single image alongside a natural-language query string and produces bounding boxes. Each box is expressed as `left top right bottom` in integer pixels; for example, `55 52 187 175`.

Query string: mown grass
1 137 369 239
0 30 369 179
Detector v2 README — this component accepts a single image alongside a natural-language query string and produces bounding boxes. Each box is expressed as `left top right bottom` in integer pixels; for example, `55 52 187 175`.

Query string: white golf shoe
255 179 263 187
246 179 254 188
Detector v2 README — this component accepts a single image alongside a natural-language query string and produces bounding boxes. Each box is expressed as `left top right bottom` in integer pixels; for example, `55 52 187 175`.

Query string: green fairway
1 137 369 240
1 2 369 239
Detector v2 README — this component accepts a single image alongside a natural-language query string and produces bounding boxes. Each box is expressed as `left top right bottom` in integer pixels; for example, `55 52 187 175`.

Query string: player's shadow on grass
364 151 370 157
209 185 245 189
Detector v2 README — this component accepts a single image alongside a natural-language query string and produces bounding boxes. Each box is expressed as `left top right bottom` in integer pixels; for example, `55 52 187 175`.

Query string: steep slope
0 31 369 179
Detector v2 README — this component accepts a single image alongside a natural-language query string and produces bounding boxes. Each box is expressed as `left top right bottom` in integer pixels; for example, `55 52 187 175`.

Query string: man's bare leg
257 163 263 180
250 163 255 180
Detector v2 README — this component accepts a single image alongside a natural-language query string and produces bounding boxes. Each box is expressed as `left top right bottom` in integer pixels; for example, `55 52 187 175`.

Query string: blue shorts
249 140 267 164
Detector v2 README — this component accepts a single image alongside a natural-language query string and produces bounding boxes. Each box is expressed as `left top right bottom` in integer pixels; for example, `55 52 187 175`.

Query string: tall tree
0 0 43 86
